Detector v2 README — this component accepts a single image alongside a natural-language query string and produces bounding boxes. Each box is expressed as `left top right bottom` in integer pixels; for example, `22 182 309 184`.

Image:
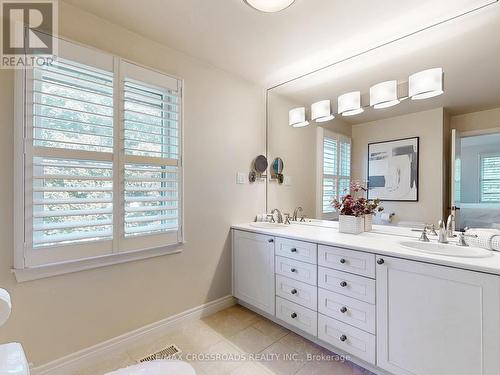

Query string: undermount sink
400 241 493 258
249 222 288 229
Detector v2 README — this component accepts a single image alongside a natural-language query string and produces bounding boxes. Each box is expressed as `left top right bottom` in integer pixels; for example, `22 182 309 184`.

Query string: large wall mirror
266 3 500 230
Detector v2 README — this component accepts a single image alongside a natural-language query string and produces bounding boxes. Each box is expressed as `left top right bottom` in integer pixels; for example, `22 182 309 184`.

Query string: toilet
105 360 196 375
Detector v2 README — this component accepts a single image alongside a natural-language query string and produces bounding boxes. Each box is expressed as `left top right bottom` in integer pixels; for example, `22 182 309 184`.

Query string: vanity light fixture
370 80 400 109
289 107 309 127
311 100 335 122
244 0 295 13
338 91 364 117
409 68 444 100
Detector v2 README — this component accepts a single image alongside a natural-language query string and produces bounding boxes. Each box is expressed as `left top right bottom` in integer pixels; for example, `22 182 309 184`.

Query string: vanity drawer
276 296 317 337
318 267 375 304
318 288 375 334
318 314 375 365
318 245 375 278
276 274 317 311
276 256 317 286
275 238 317 264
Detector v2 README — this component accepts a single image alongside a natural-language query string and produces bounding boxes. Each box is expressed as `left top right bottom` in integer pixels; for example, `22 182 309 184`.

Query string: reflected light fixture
370 80 400 109
338 91 364 117
311 100 334 122
409 68 444 100
244 0 295 12
289 107 309 127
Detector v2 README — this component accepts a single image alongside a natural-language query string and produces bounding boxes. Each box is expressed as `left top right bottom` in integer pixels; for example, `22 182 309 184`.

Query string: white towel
492 235 500 252
466 228 500 250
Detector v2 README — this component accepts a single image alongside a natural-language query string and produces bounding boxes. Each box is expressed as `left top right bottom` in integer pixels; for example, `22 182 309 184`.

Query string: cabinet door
232 230 275 315
376 256 500 375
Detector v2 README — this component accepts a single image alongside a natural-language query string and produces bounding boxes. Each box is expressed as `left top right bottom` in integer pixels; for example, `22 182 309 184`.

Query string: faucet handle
419 227 430 242
283 213 291 225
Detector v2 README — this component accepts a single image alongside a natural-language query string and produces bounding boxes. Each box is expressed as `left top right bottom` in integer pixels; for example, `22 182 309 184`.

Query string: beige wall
352 108 446 225
0 3 265 366
451 107 500 134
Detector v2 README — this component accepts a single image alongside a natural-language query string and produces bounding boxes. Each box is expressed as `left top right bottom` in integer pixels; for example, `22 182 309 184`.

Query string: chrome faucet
446 214 455 238
438 219 448 244
292 206 303 222
270 208 283 224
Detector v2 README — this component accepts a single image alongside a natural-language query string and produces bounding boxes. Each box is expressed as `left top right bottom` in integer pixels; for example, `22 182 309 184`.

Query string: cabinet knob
291 312 297 319
340 306 348 313
340 335 347 342
291 289 298 295
268 239 274 243
377 258 385 265
291 248 297 253
339 258 346 264
291 268 297 273
340 281 348 287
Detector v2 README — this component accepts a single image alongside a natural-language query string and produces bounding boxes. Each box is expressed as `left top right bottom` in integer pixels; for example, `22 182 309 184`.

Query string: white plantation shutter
119 62 182 252
25 45 115 266
20 39 183 268
481 154 500 202
321 132 351 218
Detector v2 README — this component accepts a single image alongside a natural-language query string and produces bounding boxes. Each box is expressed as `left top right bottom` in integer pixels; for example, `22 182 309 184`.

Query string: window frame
479 152 500 203
14 36 184 281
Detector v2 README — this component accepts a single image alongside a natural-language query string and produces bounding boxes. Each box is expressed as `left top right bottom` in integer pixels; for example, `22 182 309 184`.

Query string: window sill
12 245 184 283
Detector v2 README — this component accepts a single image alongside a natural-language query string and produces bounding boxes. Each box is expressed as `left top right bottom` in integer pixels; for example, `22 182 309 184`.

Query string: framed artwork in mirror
367 137 419 201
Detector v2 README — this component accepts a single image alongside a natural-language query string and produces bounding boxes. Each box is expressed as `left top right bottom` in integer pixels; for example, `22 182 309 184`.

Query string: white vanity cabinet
376 255 500 375
232 230 275 315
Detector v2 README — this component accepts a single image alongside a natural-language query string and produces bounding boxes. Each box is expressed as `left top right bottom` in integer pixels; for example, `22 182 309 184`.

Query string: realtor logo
1 0 58 68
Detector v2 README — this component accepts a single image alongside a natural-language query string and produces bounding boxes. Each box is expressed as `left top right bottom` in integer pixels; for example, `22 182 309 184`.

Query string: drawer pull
377 258 385 265
291 268 297 273
340 334 347 342
340 281 348 287
268 239 274 243
291 289 298 295
291 312 297 319
340 306 348 313
339 258 346 264
290 248 297 253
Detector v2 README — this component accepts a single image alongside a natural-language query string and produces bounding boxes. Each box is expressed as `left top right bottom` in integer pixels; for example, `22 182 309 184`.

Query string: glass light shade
289 107 309 127
370 80 400 109
338 91 364 117
244 0 295 12
311 100 334 122
409 68 444 100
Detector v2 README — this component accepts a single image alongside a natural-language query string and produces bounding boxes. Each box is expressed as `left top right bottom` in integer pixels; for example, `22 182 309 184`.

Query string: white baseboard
32 295 235 375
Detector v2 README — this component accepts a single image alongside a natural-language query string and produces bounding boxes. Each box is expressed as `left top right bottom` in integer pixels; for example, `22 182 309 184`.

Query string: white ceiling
62 0 497 87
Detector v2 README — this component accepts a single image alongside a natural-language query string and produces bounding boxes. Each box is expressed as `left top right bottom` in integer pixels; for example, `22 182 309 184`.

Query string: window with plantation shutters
18 38 183 271
480 154 500 203
320 131 351 218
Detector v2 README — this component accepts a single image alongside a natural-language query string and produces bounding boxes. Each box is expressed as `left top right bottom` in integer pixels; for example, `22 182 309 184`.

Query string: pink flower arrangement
332 181 383 217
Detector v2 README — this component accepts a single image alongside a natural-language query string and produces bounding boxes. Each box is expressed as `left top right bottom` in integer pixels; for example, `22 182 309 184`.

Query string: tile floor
76 305 375 375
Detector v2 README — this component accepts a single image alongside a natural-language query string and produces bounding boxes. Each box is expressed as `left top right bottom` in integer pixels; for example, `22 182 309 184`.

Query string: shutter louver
122 77 180 239
481 155 500 202
30 58 114 249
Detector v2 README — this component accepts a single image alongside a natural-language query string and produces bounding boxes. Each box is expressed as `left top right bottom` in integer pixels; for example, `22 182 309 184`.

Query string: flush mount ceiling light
244 0 296 12
409 68 444 100
289 107 309 127
338 91 364 117
311 100 334 122
370 80 400 109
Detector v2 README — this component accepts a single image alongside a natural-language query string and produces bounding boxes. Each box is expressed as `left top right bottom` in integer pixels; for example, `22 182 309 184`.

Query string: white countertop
232 222 500 275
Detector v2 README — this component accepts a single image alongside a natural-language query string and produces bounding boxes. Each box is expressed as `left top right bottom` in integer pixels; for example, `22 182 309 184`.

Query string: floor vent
138 344 182 363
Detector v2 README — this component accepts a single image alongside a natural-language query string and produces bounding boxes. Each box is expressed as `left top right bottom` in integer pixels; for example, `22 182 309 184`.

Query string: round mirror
254 155 268 173
272 158 284 175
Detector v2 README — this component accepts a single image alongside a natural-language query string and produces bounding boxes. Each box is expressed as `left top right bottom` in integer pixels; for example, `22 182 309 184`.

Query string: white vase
339 215 364 234
364 214 373 232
